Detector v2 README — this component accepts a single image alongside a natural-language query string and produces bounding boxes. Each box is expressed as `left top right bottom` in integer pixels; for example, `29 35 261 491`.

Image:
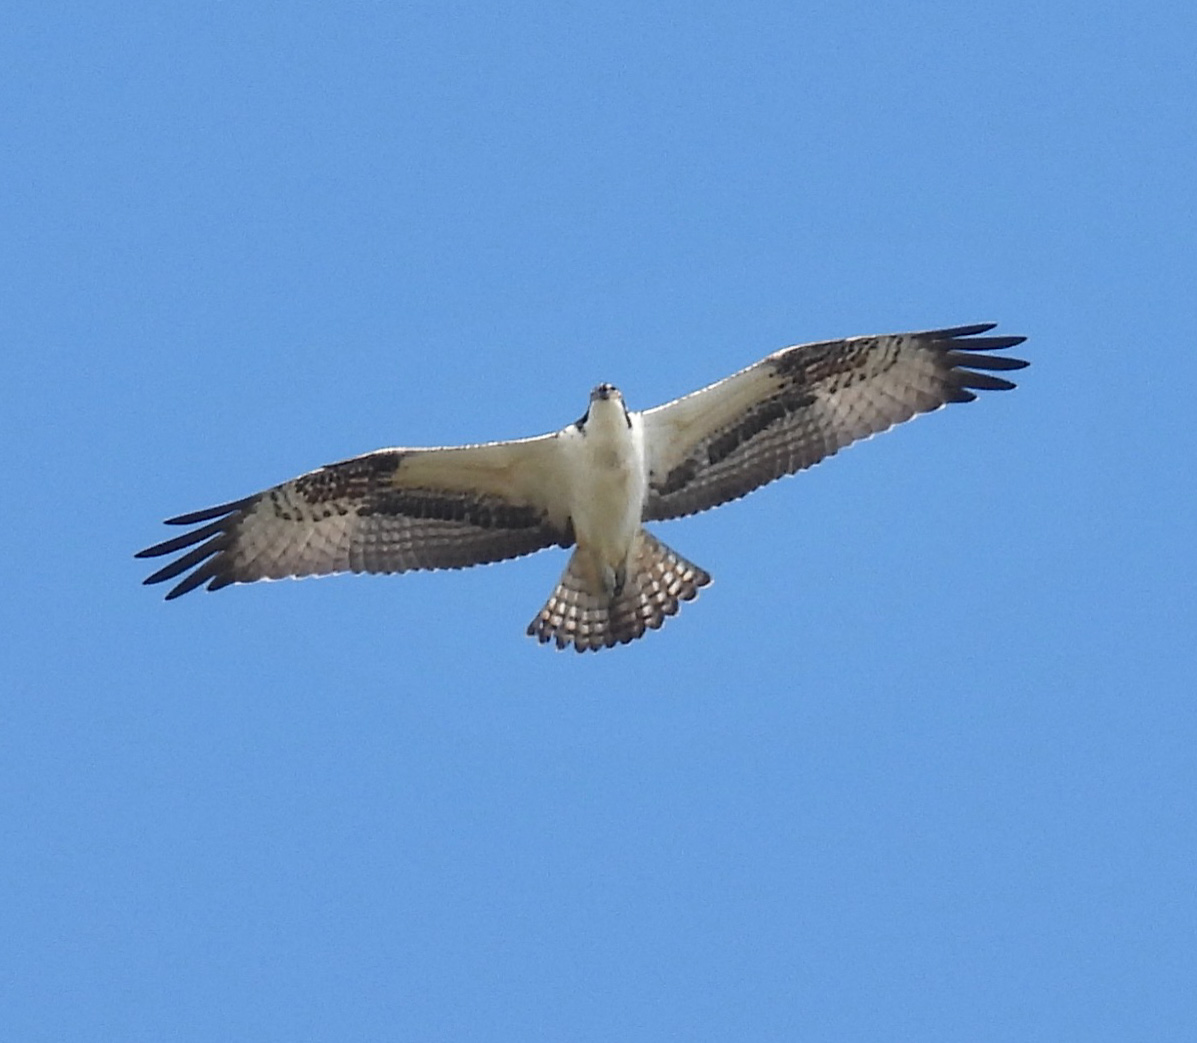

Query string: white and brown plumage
138 323 1028 651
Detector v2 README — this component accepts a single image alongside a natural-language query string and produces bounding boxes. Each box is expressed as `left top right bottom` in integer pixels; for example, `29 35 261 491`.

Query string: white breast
560 401 648 573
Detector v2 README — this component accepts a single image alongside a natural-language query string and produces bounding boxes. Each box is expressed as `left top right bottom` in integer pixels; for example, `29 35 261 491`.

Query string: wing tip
953 370 1019 392
927 322 1027 346
139 500 250 598
164 495 256 526
931 322 1029 394
927 321 999 338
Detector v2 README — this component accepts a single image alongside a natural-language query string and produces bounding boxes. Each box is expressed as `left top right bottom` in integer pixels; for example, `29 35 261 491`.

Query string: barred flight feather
138 322 1027 651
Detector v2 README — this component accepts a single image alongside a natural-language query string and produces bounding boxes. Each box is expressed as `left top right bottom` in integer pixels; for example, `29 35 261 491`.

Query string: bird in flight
138 323 1028 651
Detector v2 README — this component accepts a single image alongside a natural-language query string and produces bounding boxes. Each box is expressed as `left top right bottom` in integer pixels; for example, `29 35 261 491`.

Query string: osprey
138 323 1027 651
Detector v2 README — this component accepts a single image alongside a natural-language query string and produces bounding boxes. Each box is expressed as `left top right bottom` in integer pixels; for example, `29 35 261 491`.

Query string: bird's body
560 386 647 597
138 323 1028 651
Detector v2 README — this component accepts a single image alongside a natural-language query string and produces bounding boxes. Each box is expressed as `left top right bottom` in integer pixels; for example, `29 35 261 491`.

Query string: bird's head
590 382 622 403
577 383 630 432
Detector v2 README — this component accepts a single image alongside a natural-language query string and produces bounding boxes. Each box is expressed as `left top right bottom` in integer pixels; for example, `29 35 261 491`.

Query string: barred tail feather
527 530 711 652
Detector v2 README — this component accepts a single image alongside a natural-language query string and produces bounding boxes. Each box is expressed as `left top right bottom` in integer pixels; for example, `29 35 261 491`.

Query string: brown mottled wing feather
640 323 1028 521
137 436 572 599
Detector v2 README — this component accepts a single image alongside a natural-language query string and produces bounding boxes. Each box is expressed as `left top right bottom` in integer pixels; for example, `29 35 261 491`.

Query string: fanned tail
527 530 711 652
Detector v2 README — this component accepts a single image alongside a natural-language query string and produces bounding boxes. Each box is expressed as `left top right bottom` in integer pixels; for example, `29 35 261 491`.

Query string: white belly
562 407 648 576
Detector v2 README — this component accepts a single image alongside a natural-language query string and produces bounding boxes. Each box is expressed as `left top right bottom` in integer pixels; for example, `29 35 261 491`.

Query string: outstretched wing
641 323 1028 521
137 435 573 599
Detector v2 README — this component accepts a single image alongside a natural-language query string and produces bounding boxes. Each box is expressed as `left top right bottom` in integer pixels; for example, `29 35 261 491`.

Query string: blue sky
3 2 1195 1039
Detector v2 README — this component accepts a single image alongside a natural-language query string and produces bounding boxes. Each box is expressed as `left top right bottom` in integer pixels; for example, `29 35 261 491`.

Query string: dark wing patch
643 323 1028 521
137 449 570 599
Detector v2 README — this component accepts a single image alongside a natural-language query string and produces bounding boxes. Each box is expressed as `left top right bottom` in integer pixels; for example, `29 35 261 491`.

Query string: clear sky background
3 2 1195 1040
